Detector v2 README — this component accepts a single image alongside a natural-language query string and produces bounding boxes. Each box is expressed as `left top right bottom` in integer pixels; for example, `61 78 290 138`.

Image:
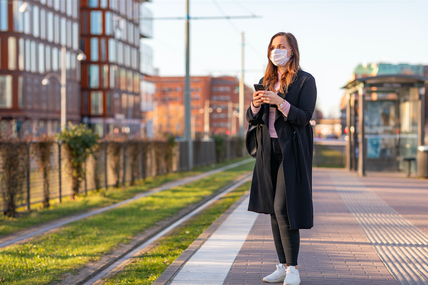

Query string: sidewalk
156 168 428 285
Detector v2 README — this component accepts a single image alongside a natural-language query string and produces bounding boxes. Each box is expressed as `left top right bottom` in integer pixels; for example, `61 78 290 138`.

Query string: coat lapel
261 104 269 126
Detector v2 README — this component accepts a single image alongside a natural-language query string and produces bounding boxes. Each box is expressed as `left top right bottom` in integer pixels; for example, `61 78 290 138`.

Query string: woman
246 32 317 285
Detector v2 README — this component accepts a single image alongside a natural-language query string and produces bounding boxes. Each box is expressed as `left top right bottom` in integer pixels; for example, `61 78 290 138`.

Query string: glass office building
0 0 81 136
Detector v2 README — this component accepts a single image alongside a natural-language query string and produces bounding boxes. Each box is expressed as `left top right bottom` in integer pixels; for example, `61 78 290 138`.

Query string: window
134 73 139 93
124 45 130 67
40 9 46 39
19 38 24 71
100 38 106 61
33 78 39 110
82 11 88 34
90 38 99 61
105 12 112 35
106 92 112 114
54 15 59 44
122 93 127 113
66 20 71 48
46 46 51 72
13 1 23 32
102 65 108 88
33 5 39 38
73 23 78 50
110 65 116 88
70 53 75 79
127 70 132 92
128 22 133 45
47 12 53 42
8 37 17 70
18 76 24 108
88 0 98 8
0 76 12 108
65 51 70 78
61 18 66 46
128 95 134 117
90 11 103 35
120 68 126 90
89 65 100 88
91 91 103 115
108 39 116 62
117 42 123 64
24 7 30 34
83 91 88 114
52 47 58 71
73 0 78 18
67 0 72 16
38 43 45 73
26 77 32 108
25 39 31 71
1 0 8 31
61 0 65 13
101 0 107 8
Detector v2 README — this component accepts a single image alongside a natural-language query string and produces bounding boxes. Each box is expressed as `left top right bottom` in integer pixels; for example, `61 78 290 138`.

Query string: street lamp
41 47 86 132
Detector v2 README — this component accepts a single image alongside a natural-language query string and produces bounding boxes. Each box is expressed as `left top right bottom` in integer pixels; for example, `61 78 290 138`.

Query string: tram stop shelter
342 74 427 176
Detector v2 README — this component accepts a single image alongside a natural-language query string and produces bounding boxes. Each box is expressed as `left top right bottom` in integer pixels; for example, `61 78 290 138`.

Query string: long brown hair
263 32 300 93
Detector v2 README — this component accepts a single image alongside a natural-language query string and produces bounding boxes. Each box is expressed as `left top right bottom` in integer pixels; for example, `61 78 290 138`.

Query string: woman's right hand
252 91 264 107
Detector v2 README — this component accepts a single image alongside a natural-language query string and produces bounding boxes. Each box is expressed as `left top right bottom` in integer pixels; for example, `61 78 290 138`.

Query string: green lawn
0 162 254 285
103 181 252 285
0 157 251 237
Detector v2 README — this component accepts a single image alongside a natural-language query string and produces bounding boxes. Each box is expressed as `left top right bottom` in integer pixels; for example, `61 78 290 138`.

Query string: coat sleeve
286 76 317 127
246 105 264 126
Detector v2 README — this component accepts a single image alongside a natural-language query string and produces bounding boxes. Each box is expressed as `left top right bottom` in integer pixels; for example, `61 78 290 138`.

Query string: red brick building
146 75 253 138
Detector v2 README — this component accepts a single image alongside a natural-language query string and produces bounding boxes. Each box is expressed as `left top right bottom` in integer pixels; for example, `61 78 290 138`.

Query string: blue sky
143 0 428 118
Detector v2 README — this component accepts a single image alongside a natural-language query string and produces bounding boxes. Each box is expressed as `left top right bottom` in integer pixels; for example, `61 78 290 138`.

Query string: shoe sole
262 277 285 283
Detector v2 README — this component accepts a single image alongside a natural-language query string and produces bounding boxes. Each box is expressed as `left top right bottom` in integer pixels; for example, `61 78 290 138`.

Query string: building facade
0 0 81 136
80 0 151 137
0 0 152 138
146 75 253 138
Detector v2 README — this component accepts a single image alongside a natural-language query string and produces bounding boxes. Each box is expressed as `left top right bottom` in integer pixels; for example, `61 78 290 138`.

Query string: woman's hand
258 91 284 105
252 91 264 107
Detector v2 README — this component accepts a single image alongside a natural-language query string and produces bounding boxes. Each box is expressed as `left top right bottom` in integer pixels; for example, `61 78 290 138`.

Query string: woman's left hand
259 91 284 105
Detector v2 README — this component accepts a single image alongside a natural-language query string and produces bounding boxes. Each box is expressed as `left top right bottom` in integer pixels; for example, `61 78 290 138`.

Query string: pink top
251 72 290 138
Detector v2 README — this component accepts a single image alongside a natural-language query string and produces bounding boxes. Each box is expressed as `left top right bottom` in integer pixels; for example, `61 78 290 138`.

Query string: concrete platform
156 169 428 285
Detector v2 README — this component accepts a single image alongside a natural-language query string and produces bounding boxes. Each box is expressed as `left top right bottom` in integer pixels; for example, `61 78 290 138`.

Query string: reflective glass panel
67 0 72 16
88 0 98 8
0 76 12 108
67 20 72 47
105 12 112 35
13 1 23 32
54 15 59 43
24 9 30 34
25 39 31 71
38 43 45 73
102 65 108 88
125 45 130 67
19 38 24 71
0 0 8 31
40 9 46 39
8 37 16 70
117 42 123 64
91 91 103 115
33 5 39 37
110 65 116 88
73 23 78 50
91 38 99 61
108 38 116 62
89 64 100 88
61 18 66 46
52 47 58 71
90 11 103 35
100 38 106 61
54 0 60 10
101 0 107 8
18 76 24 108
46 46 51 72
47 12 53 42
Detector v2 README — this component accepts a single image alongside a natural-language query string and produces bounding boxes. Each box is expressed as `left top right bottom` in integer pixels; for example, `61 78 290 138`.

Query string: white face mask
270 49 291 67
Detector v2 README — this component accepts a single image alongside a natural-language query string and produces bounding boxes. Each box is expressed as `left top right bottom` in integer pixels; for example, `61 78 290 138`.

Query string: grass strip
0 157 250 237
103 181 252 285
0 162 254 285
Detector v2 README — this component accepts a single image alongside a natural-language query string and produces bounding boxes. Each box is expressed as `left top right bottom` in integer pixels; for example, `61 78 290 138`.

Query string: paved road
157 168 428 285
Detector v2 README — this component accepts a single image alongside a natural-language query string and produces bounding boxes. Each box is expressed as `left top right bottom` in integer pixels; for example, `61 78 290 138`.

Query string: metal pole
204 100 209 139
61 46 66 131
346 92 352 171
58 141 62 203
26 143 31 211
358 86 365 176
184 0 193 170
238 32 245 138
104 141 108 190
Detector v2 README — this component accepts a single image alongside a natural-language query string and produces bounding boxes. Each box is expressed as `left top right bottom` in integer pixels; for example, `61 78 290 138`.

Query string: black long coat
246 70 317 230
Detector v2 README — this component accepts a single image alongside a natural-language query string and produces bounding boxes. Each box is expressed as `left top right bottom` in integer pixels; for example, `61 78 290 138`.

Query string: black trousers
270 138 300 266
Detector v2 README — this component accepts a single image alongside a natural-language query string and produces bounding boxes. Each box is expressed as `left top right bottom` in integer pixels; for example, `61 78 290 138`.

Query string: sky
142 0 428 118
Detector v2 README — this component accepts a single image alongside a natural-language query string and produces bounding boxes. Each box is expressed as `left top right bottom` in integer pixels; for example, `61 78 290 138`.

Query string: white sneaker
263 263 286 283
283 266 301 285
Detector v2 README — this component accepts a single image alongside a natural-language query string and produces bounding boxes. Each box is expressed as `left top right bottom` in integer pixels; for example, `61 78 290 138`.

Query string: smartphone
253 84 265 91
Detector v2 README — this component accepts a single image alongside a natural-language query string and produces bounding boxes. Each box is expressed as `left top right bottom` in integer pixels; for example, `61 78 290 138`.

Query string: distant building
146 75 253 138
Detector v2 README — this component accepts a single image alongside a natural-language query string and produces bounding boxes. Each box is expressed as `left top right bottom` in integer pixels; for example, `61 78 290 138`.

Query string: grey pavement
159 168 428 285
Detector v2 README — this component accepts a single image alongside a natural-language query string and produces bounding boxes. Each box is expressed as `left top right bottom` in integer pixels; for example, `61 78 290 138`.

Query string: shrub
165 135 177 173
108 141 123 188
212 134 226 163
57 124 99 198
32 136 55 208
0 139 30 217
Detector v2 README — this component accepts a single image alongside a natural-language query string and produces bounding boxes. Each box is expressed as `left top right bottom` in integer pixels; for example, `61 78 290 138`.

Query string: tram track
57 173 252 285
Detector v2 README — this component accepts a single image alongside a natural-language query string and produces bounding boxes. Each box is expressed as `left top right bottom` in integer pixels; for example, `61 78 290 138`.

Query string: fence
0 138 244 213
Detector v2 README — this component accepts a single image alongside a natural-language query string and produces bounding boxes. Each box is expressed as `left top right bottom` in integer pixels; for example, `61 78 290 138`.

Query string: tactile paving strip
330 173 428 285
